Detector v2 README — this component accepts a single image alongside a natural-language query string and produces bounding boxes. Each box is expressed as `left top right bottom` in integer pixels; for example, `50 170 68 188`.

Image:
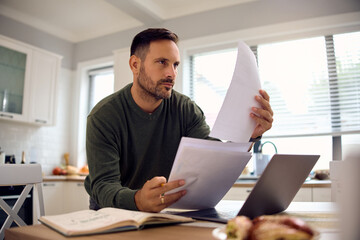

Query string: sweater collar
125 83 165 120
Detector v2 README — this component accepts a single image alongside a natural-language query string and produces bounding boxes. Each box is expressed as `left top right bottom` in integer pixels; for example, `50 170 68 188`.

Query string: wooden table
5 201 340 240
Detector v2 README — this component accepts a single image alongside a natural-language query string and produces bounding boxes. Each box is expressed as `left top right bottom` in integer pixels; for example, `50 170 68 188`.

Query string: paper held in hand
210 41 262 143
166 41 261 209
39 208 194 237
167 137 252 209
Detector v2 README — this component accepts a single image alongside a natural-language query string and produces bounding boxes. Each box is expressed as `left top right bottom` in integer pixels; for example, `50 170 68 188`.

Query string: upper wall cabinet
0 35 62 126
0 37 32 122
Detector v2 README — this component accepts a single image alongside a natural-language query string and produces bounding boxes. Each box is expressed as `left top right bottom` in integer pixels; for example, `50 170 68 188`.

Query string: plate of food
212 226 227 240
213 215 319 240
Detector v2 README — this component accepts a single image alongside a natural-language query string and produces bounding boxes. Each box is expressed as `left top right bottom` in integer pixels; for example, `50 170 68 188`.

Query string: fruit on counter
314 169 329 180
52 166 67 175
79 165 89 174
52 165 88 176
52 167 61 175
66 165 79 175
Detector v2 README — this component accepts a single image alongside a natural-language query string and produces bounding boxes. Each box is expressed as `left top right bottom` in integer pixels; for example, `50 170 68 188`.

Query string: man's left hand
250 89 273 138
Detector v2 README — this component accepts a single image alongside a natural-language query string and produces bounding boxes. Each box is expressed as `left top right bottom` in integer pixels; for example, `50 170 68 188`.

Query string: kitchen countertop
43 175 331 187
234 178 331 188
43 175 86 182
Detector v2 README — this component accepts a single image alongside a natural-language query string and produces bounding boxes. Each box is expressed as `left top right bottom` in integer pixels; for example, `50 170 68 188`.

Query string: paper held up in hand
167 137 252 209
210 41 262 143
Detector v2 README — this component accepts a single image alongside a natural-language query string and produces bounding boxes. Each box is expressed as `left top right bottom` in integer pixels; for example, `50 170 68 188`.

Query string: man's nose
166 65 177 79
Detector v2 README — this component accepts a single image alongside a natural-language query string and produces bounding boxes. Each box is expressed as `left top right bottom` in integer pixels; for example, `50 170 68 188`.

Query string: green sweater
84 83 211 210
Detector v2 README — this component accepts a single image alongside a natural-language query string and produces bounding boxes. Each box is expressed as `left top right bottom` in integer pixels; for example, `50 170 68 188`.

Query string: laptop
172 154 319 222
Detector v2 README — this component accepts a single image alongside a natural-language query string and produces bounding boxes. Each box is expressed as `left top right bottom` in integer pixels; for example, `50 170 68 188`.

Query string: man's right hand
134 176 186 212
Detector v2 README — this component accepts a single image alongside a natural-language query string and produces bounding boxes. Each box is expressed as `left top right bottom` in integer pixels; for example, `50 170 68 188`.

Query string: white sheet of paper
210 41 262 142
167 137 252 209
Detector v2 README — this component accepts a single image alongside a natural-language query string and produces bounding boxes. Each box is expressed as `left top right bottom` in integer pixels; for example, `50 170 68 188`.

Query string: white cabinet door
42 181 65 215
223 186 314 202
0 35 61 125
292 188 312 202
312 188 332 202
63 182 89 213
0 36 32 122
222 187 253 200
29 50 60 125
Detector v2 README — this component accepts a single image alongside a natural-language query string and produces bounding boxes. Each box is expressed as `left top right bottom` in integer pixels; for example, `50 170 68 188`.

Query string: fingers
255 90 273 116
251 107 273 123
251 113 272 131
135 177 186 213
157 179 186 208
250 89 274 138
259 89 270 101
161 190 186 208
145 176 166 189
159 179 185 194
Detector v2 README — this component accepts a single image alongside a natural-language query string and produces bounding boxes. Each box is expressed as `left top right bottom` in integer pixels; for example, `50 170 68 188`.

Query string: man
85 28 273 213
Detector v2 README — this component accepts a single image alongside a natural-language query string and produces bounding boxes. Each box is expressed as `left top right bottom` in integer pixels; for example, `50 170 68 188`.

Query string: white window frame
178 12 360 94
72 56 114 167
177 12 360 161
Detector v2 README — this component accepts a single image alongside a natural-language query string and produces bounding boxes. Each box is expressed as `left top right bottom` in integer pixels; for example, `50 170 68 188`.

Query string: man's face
137 40 180 100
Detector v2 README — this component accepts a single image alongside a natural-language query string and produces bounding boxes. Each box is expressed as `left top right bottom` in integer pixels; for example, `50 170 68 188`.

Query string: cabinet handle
0 113 14 118
246 189 252 193
43 183 56 187
35 119 47 124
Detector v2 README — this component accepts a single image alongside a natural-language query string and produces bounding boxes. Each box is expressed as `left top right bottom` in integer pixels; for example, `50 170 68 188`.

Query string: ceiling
0 0 255 43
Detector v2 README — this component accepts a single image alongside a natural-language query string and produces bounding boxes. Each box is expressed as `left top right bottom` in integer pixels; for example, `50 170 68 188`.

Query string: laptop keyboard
203 210 236 219
167 208 237 223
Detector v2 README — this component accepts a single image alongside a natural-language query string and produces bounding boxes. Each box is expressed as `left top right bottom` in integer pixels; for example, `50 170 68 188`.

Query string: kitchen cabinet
42 181 65 215
292 188 313 202
42 179 89 215
0 36 32 122
223 181 332 202
312 187 332 202
223 187 252 200
0 35 62 125
28 50 60 125
63 182 89 213
223 187 312 201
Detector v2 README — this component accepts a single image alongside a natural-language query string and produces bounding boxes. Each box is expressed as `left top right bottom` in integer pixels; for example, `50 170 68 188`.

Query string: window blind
190 31 360 137
331 32 360 134
190 49 237 127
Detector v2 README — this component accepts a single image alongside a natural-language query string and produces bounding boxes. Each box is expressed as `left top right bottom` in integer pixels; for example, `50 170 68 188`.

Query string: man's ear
129 55 141 75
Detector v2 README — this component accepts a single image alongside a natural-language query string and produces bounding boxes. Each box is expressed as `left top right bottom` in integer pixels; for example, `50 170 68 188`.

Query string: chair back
0 164 45 240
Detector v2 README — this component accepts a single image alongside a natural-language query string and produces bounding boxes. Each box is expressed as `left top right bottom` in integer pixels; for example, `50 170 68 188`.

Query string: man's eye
158 60 166 65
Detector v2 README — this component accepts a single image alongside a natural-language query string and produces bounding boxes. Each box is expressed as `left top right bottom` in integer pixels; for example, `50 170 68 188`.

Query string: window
258 33 360 137
190 31 360 170
88 67 114 113
190 50 237 127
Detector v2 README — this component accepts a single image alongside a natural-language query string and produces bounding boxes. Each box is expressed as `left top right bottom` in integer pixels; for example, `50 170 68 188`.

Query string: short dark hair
130 28 178 60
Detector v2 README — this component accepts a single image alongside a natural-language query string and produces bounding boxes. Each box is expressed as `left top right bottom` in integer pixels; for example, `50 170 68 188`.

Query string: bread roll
225 215 315 240
226 216 253 240
250 221 312 240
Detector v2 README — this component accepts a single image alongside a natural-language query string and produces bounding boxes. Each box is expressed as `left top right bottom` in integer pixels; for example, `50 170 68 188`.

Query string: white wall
0 68 75 175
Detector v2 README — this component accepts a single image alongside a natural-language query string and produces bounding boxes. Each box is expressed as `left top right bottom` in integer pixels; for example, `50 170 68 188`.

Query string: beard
137 65 174 100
